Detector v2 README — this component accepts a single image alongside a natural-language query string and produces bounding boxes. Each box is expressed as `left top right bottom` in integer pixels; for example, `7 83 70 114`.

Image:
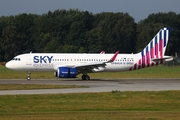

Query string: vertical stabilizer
140 27 171 67
142 27 170 59
130 28 171 70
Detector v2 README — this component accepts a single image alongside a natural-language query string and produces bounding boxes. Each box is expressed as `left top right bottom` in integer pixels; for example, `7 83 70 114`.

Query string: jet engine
54 67 77 78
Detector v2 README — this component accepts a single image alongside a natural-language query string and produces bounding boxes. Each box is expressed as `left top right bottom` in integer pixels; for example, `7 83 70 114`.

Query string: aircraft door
26 54 32 65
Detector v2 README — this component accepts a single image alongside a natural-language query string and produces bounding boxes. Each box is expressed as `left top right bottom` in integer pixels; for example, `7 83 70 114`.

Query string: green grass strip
0 91 180 119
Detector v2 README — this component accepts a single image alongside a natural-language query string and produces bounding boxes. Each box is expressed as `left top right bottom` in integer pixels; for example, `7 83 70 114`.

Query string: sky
0 0 180 22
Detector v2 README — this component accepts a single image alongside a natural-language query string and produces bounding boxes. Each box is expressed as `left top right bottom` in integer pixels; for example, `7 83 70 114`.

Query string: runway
0 78 180 95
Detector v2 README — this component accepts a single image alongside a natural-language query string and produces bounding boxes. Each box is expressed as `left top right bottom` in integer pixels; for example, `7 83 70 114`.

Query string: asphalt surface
0 78 180 95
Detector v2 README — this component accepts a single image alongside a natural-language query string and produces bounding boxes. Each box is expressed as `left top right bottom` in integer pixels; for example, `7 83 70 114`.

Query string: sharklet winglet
107 50 120 62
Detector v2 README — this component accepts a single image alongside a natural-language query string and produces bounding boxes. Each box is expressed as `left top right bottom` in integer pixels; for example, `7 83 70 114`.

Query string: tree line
0 9 180 61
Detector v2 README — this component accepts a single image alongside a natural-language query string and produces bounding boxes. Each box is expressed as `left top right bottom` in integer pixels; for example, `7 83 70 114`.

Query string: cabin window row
52 59 134 62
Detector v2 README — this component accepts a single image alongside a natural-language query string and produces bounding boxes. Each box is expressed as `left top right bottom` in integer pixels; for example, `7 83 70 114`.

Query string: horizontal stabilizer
151 56 173 62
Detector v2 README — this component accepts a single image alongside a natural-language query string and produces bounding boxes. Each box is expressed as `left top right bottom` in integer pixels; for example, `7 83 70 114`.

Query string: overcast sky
0 0 179 22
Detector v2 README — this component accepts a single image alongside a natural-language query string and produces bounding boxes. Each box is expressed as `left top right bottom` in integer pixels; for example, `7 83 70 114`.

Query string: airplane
5 28 173 80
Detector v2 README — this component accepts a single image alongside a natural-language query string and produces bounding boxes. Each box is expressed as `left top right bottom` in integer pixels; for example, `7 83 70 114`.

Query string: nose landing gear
27 71 31 80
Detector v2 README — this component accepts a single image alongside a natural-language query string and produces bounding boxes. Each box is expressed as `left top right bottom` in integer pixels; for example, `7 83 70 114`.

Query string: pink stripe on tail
160 39 163 64
155 43 159 58
134 63 137 70
147 51 150 67
138 59 141 69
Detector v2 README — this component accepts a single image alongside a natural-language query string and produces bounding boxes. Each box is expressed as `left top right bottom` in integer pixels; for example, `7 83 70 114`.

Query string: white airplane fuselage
6 53 139 72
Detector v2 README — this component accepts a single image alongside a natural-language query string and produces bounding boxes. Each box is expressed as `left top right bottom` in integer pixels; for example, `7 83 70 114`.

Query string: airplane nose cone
5 61 14 69
5 62 10 69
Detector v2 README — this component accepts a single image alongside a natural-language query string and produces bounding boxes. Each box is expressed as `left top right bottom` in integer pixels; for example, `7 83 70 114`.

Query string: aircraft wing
53 50 119 73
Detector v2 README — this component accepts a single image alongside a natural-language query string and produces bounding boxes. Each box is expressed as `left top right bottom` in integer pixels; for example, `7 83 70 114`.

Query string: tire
27 76 31 81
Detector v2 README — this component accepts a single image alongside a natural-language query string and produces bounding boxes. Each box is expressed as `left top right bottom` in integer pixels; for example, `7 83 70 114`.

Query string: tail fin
139 27 171 68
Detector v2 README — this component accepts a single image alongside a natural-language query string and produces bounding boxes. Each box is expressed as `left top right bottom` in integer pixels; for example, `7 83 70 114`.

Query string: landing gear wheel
81 75 90 80
27 76 31 81
85 75 90 80
27 71 31 81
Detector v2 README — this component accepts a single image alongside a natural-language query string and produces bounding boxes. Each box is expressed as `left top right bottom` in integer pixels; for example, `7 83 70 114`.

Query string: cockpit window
12 58 21 61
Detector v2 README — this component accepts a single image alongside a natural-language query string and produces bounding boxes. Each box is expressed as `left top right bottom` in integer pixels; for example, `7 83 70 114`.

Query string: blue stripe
164 30 167 47
146 46 148 53
155 36 157 44
146 46 148 63
155 36 157 55
141 51 144 57
150 41 153 58
150 41 153 49
159 31 162 51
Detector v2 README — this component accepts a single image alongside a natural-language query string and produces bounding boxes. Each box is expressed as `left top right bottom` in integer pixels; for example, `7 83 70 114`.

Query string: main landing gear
27 71 31 81
81 74 90 80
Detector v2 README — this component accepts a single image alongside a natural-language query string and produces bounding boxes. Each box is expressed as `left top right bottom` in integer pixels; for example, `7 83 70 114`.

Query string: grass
0 91 180 119
0 84 86 90
1 65 180 79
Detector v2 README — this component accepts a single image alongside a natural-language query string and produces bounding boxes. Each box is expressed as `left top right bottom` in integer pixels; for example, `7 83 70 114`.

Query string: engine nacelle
54 67 77 78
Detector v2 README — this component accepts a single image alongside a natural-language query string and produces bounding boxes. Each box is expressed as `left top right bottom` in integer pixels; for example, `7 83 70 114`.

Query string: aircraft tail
136 28 171 69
